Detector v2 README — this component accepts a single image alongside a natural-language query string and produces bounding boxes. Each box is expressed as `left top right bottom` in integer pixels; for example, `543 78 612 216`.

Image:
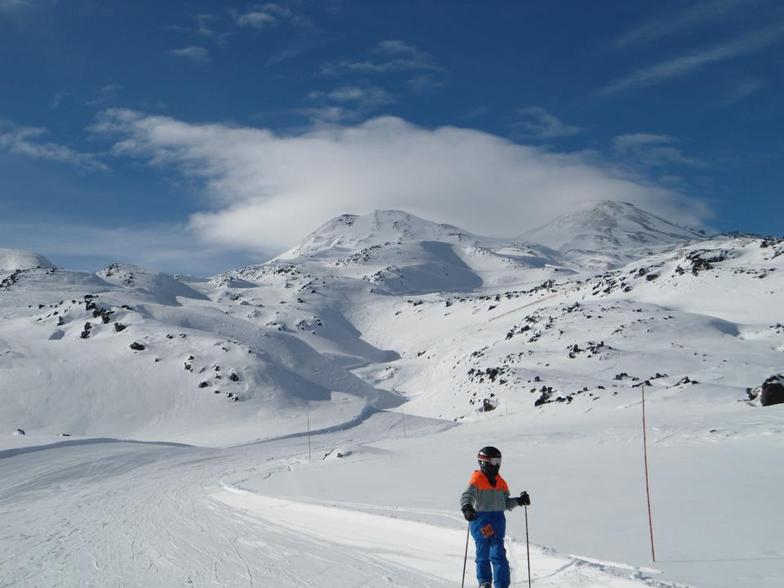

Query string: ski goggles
479 456 502 466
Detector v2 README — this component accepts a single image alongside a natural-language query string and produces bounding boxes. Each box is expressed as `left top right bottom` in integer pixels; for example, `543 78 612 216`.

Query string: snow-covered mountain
2 204 783 588
524 200 707 269
0 248 55 271
277 209 567 293
2 204 780 442
278 209 479 259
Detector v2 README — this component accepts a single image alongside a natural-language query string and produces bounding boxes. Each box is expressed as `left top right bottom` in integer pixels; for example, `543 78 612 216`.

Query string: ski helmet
477 446 502 475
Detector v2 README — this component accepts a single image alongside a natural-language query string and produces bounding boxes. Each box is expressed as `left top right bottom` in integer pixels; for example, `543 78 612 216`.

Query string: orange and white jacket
460 470 519 512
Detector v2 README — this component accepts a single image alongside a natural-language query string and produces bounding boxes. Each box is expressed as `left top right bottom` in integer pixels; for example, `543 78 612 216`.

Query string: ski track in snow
0 422 691 588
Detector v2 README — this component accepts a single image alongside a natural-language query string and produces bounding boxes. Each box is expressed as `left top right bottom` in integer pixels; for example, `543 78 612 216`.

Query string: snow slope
1 413 704 588
0 263 400 444
1 206 783 588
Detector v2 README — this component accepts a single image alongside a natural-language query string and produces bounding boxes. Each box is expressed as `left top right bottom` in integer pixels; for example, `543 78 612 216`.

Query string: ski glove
461 504 476 521
517 491 531 506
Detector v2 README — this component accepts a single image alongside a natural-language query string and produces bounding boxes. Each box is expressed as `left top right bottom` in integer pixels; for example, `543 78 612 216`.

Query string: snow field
2 206 783 587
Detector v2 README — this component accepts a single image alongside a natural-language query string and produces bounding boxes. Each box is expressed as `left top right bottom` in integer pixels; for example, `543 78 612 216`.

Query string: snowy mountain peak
523 200 707 268
278 209 478 260
0 248 55 271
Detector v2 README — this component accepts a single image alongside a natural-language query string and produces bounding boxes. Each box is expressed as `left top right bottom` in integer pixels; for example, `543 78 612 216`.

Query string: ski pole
524 504 532 588
461 524 470 588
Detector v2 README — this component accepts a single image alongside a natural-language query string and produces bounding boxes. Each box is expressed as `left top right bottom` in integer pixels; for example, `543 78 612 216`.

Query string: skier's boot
478 583 491 588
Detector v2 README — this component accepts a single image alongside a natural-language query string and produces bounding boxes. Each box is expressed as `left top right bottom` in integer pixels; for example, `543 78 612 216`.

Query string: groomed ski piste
0 416 700 588
2 203 783 588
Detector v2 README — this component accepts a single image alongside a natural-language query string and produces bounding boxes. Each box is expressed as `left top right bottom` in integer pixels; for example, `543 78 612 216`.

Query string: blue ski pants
470 511 510 588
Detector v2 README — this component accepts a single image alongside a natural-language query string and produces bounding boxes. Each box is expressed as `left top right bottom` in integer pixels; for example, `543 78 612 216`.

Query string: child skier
460 446 530 588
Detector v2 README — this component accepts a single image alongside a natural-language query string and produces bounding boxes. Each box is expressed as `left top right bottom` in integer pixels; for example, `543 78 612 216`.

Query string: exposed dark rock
676 376 698 385
481 398 498 412
198 381 209 388
760 375 784 407
534 386 554 407
114 323 127 333
568 341 609 358
680 250 729 276
129 342 145 351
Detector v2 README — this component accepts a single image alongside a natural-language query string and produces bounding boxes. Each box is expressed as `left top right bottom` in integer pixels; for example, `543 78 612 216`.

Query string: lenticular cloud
94 109 708 253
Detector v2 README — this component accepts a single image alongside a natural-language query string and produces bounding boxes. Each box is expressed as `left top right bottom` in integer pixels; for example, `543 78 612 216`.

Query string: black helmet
477 446 502 475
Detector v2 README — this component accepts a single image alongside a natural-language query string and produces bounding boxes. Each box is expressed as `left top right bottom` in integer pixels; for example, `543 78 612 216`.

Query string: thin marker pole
307 405 312 462
642 384 656 562
524 504 532 588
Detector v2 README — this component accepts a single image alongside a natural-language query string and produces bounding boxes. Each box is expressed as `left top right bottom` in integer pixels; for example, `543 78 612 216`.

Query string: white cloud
237 10 276 28
310 86 393 105
86 83 122 107
321 40 442 76
612 133 703 167
92 109 709 253
720 78 766 105
0 0 30 12
513 106 583 139
597 24 784 95
235 3 310 30
614 0 752 47
304 86 395 123
374 40 427 59
170 46 210 63
299 105 355 124
405 73 445 94
195 13 232 45
0 121 106 170
50 90 66 110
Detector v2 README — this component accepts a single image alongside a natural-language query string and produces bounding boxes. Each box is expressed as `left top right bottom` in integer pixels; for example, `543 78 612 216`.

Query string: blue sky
0 0 782 274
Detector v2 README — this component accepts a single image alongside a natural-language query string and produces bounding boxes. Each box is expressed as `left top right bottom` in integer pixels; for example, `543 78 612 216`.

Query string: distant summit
278 210 478 260
280 202 707 271
523 200 706 269
0 248 55 271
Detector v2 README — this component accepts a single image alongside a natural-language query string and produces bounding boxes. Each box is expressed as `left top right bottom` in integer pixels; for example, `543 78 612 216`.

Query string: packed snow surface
1 203 782 587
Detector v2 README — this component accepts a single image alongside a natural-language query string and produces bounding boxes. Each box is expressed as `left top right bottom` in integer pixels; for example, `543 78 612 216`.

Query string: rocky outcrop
760 375 784 407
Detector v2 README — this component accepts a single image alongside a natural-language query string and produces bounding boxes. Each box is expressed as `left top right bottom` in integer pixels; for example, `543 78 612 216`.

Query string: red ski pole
642 383 656 562
524 504 532 588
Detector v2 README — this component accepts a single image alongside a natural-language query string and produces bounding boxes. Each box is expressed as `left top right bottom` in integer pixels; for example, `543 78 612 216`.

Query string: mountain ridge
1 203 781 445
